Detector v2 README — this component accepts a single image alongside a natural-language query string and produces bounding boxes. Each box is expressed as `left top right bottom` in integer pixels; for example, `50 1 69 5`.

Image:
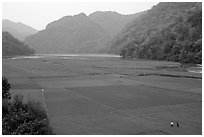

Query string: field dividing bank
2 57 202 135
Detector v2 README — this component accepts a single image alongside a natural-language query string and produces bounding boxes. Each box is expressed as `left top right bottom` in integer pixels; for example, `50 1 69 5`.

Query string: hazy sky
2 2 158 30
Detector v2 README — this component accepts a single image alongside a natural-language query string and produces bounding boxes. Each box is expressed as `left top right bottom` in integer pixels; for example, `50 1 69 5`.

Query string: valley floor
2 56 202 135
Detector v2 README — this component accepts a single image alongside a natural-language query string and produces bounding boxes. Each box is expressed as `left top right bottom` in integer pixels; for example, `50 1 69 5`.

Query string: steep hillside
110 2 202 64
2 19 38 41
89 11 143 37
24 13 110 54
2 31 34 56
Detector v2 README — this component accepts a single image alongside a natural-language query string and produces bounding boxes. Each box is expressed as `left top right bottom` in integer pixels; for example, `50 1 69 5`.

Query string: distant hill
24 13 111 54
2 19 38 41
89 11 143 37
2 31 34 56
110 2 202 64
24 11 141 54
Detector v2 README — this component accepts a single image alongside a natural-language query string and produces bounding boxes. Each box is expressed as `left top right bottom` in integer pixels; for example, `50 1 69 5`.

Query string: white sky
2 2 158 30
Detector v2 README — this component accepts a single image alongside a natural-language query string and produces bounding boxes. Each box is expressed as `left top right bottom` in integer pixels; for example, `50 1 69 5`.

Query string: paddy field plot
2 56 202 135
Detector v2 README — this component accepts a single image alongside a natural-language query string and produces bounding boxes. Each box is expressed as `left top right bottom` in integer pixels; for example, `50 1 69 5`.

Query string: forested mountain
24 11 140 54
89 11 143 37
24 13 111 53
110 2 202 64
2 19 38 41
2 31 34 56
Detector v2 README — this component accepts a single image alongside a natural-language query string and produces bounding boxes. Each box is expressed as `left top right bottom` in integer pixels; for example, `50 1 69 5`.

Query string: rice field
2 55 202 135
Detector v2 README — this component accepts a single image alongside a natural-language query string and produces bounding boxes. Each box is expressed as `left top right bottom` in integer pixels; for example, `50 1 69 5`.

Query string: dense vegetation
2 77 53 135
110 2 202 64
2 31 34 56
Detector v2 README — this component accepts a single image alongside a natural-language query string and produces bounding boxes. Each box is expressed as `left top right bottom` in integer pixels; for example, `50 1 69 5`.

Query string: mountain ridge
24 12 111 53
2 31 34 56
24 11 139 54
2 19 38 41
89 11 144 37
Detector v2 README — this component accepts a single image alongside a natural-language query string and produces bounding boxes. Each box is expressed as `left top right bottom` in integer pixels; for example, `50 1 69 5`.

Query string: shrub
2 77 11 100
2 77 53 135
2 77 11 116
